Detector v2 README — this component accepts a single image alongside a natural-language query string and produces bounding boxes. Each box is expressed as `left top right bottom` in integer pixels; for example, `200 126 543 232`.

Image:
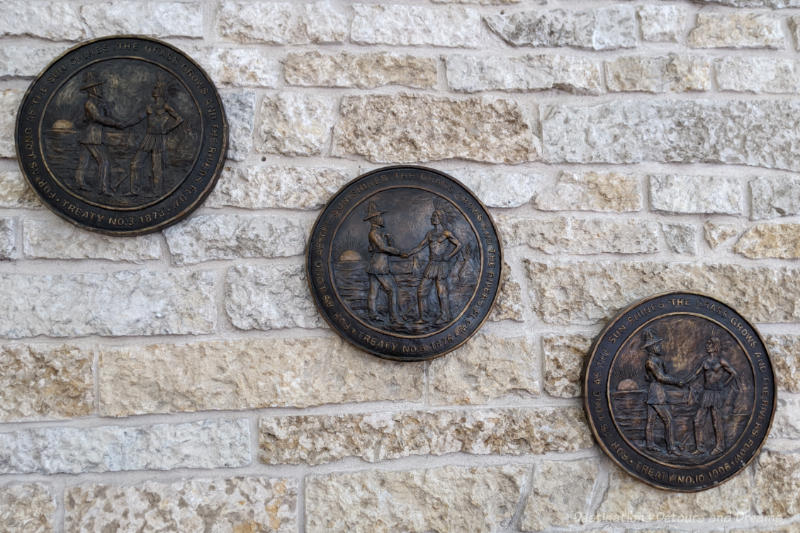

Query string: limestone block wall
0 0 799 531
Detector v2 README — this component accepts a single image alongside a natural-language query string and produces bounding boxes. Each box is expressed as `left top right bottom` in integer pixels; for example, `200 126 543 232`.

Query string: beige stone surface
261 406 590 465
0 90 22 158
662 223 697 255
305 465 528 533
429 333 540 404
446 54 603 94
208 164 349 210
534 171 642 212
0 344 92 421
597 467 753 521
498 215 659 254
351 4 483 47
606 55 711 93
520 458 600 531
0 270 216 338
717 57 800 94
164 214 309 265
754 451 800 517
202 48 281 88
0 170 39 208
332 94 538 164
765 334 800 393
0 217 15 260
638 5 687 42
99 336 423 416
488 263 524 322
0 1 87 40
80 1 203 38
258 93 335 156
225 263 323 331
0 418 250 474
221 90 255 162
542 100 800 171
285 51 437 89
0 484 55 533
217 1 347 44
485 6 637 50
751 175 800 219
67 477 297 532
735 223 800 259
542 334 591 398
456 167 542 208
773 398 800 440
650 175 744 214
23 219 161 262
704 222 741 249
525 260 800 324
0 43 70 78
689 13 784 49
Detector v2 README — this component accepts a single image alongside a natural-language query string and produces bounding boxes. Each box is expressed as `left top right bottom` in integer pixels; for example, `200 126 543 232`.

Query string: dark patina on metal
15 36 227 235
307 166 502 361
584 292 776 491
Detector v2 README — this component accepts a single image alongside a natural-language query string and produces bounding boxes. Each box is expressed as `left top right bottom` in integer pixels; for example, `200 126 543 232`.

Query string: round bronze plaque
306 166 502 361
584 292 776 491
15 36 227 235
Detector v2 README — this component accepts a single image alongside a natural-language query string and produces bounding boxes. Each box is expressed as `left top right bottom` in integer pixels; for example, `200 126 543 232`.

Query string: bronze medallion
15 36 227 235
584 292 776 491
307 166 502 361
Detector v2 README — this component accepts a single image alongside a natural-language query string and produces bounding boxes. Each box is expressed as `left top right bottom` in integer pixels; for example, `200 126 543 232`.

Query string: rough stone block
485 6 637 50
734 223 800 259
99 336 423 416
80 2 203 38
221 90 255 161
0 270 216 338
207 165 349 210
260 406 589 465
754 451 800 517
542 100 800 171
306 465 528 533
0 344 93 422
285 51 437 89
0 1 87 40
0 43 70 78
716 57 800 93
689 13 784 49
525 260 800 325
351 4 483 47
258 93 335 156
704 222 741 249
534 171 642 212
637 5 687 42
0 170 40 208
0 217 15 260
66 478 297 532
766 334 800 393
0 419 250 474
0 90 23 158
751 175 800 219
164 214 308 265
333 94 538 163
662 223 697 255
202 48 281 87
23 219 161 262
0 484 55 533
489 263 524 322
217 1 347 44
455 167 541 208
225 263 323 331
446 54 603 94
521 459 600 530
605 55 711 93
542 333 591 398
498 215 659 254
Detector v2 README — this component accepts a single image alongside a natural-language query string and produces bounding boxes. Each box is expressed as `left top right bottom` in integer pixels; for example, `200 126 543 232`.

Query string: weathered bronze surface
15 36 227 235
584 292 776 491
307 166 502 361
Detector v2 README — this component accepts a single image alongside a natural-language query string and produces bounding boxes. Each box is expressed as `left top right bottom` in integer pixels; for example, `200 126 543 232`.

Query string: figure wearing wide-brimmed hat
364 199 402 324
74 70 126 194
643 327 682 455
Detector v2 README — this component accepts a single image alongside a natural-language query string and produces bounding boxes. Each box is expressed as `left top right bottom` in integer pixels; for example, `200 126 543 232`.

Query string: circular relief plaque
584 292 776 491
15 36 227 235
306 166 502 361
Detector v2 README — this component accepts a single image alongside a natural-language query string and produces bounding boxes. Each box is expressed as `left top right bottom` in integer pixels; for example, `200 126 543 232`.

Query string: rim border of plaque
306 165 503 362
14 35 228 236
583 291 776 492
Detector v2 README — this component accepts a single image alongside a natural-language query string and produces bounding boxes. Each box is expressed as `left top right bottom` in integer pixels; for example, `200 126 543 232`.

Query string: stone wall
0 0 799 531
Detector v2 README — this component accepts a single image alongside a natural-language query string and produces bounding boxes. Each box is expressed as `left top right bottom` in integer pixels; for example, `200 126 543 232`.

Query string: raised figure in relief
685 335 739 456
74 71 126 194
405 208 462 325
643 328 682 455
363 200 403 324
124 80 183 195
